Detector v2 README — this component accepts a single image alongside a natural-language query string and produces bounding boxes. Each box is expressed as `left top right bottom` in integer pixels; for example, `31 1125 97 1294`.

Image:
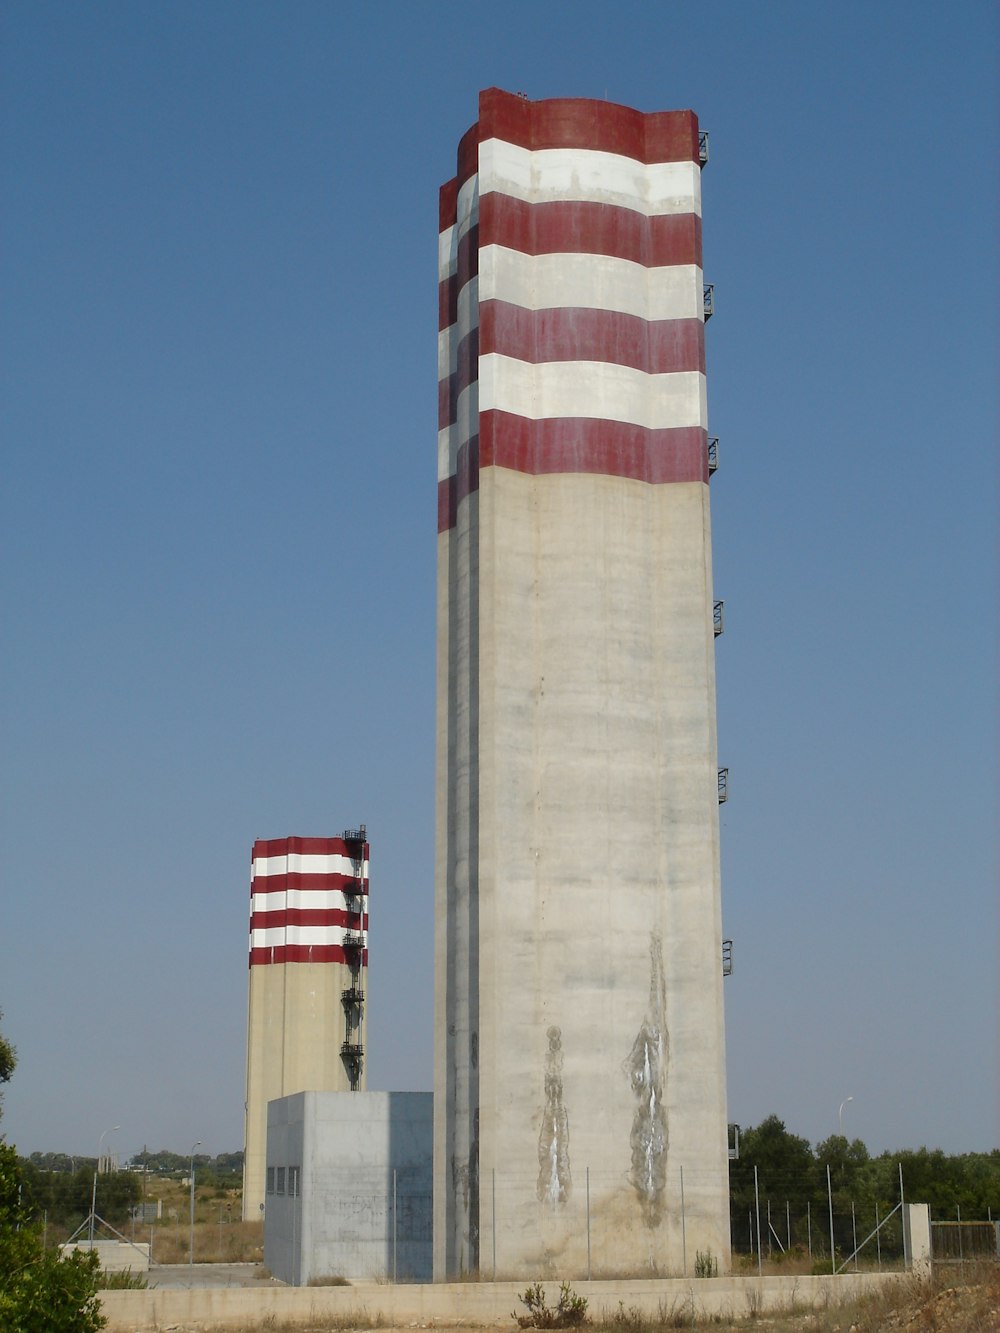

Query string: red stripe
478 303 705 375
439 415 708 530
482 412 706 483
442 306 703 419
249 945 368 967
252 873 368 894
480 197 701 267
456 119 480 198
252 836 366 859
438 474 457 533
440 178 458 233
250 909 368 930
439 277 457 331
438 375 455 430
440 208 700 333
450 90 700 193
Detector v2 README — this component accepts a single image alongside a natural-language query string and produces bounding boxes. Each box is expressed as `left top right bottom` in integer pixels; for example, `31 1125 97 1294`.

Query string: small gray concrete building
264 1091 432 1284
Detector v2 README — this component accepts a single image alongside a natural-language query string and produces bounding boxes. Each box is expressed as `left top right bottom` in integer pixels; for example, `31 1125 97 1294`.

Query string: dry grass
132 1174 262 1264
148 1216 262 1264
584 1264 1000 1333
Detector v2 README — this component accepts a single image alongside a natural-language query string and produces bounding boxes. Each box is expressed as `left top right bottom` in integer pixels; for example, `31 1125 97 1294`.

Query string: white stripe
479 141 701 217
456 274 479 337
251 853 368 879
251 889 364 914
477 355 706 431
456 173 479 238
439 224 457 280
480 248 702 321
439 422 468 483
250 925 367 950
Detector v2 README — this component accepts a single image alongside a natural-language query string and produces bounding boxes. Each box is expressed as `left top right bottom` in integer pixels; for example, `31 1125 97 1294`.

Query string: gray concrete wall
265 1090 432 1284
100 1272 907 1331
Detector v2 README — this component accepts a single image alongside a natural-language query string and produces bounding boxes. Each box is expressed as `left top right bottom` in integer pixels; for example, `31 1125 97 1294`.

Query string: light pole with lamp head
838 1095 854 1139
189 1142 202 1266
89 1126 120 1247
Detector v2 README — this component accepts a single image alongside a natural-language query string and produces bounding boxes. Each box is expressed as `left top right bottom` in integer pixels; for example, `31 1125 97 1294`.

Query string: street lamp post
838 1095 854 1139
89 1126 120 1247
189 1142 202 1266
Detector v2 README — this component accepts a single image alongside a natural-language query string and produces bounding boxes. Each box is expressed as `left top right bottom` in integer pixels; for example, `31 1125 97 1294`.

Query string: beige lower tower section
435 90 729 1277
243 831 369 1218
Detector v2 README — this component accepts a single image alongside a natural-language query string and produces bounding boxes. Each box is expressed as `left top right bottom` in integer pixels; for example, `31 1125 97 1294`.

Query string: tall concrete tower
435 89 728 1278
243 829 369 1218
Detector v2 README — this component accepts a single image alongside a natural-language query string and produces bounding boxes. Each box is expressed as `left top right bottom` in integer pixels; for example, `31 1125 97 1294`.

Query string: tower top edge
442 89 701 207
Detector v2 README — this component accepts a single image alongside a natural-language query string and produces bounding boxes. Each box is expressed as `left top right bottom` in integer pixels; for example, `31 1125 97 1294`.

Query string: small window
275 1166 286 1195
289 1166 300 1198
265 1167 275 1196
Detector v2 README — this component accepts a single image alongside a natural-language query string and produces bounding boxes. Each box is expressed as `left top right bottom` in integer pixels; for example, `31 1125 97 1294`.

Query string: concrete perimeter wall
101 1272 905 1331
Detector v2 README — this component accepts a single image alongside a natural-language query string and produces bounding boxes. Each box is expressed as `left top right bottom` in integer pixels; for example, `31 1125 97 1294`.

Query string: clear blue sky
1 1 996 1164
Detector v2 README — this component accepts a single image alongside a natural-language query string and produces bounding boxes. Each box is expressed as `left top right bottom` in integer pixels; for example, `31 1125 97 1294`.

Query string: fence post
899 1163 908 1268
392 1169 397 1283
492 1168 496 1281
957 1204 963 1266
786 1200 791 1251
807 1200 812 1259
753 1166 762 1277
875 1200 881 1270
586 1167 591 1281
827 1165 835 1275
680 1164 687 1276
852 1200 858 1271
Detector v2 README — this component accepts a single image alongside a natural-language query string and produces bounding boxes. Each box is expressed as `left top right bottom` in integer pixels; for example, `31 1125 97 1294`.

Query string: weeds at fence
98 1266 147 1289
694 1249 718 1278
515 1281 589 1328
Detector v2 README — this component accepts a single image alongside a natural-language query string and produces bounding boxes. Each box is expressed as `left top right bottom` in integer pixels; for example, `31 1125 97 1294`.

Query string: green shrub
99 1267 147 1290
694 1249 718 1278
514 1282 588 1328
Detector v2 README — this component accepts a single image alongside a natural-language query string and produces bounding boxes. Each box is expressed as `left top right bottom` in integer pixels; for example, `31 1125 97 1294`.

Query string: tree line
16 1149 244 1232
729 1114 1000 1261
26 1147 243 1185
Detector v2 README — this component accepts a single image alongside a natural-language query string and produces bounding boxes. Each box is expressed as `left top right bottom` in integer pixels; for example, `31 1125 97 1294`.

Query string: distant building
243 829 369 1218
435 89 729 1277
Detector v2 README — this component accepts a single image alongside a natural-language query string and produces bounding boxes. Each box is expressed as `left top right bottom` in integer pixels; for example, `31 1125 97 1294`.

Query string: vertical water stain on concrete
536 1025 571 1204
468 1107 480 1263
625 934 668 1225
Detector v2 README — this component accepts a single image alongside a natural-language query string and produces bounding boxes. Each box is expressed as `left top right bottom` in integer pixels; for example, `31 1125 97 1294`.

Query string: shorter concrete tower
243 828 369 1218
